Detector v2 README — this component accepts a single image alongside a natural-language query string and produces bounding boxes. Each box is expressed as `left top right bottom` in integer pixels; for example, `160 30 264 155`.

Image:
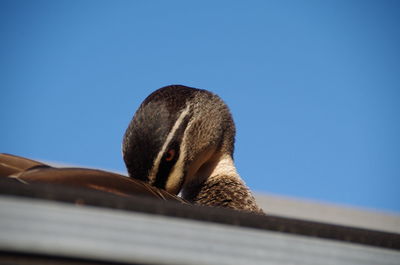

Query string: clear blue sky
1 1 399 213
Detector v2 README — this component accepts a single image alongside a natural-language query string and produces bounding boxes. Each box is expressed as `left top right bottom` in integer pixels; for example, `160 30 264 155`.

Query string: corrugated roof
1 196 399 265
0 179 399 265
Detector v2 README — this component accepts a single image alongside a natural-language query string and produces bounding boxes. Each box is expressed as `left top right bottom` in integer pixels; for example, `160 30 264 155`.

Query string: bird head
122 85 235 195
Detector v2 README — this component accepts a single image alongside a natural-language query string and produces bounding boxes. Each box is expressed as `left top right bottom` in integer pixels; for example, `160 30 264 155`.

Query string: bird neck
181 155 263 213
209 154 239 179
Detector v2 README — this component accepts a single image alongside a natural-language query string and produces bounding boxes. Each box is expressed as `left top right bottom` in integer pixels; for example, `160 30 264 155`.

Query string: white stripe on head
148 104 191 185
165 117 191 193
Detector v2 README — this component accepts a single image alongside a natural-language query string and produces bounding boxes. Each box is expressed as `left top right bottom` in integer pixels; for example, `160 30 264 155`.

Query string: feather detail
184 174 264 214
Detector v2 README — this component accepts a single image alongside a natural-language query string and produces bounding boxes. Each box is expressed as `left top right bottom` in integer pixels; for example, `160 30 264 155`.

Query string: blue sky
1 1 399 213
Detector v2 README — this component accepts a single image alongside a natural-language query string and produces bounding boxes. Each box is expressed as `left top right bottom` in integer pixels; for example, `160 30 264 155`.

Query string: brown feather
0 153 187 204
0 153 49 177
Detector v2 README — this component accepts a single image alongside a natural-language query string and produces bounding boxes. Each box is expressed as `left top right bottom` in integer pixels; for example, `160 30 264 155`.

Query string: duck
0 85 263 213
123 85 263 213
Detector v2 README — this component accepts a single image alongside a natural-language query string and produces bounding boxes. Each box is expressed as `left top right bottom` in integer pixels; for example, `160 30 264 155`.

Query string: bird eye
165 149 175 161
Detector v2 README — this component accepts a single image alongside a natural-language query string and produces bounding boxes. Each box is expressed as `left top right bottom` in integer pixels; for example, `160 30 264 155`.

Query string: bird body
0 153 186 203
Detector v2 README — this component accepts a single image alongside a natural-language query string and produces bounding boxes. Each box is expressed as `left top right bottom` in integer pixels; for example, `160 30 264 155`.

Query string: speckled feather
186 174 264 214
